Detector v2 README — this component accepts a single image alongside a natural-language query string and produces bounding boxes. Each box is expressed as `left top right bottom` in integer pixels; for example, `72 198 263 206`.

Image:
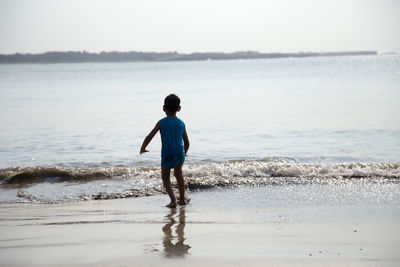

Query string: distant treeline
0 50 378 64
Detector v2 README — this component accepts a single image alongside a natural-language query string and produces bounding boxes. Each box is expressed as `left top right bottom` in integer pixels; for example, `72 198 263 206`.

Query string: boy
140 94 190 208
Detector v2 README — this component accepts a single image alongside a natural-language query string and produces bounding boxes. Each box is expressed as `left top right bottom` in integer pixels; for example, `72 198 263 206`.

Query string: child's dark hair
164 94 180 112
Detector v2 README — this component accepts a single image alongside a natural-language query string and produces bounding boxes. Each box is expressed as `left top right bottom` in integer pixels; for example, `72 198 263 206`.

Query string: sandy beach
1 186 399 267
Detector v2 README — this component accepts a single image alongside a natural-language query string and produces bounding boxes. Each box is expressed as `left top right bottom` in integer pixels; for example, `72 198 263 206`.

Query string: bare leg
174 165 186 205
161 167 177 208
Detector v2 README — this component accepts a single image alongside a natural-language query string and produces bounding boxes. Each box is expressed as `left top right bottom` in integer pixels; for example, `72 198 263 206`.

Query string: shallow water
1 55 399 168
1 55 399 203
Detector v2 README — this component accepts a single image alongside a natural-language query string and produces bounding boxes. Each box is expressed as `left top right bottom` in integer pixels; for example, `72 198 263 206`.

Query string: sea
0 54 399 203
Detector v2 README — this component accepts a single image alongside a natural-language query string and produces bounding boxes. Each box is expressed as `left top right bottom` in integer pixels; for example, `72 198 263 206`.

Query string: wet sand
1 186 399 266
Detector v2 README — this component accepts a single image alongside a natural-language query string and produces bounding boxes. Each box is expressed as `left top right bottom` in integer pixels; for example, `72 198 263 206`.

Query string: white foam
1 161 399 203
183 161 400 180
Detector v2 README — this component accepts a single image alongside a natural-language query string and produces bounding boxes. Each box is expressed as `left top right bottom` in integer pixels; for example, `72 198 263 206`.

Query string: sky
0 0 399 54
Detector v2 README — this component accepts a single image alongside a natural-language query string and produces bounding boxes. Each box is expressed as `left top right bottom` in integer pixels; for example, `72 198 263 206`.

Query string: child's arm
183 128 190 156
140 122 160 154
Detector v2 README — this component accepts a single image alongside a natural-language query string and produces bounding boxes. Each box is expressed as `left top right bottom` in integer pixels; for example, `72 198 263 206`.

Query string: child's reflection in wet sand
162 206 191 258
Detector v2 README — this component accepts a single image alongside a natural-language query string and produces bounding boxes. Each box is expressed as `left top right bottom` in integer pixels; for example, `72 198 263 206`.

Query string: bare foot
178 200 187 206
166 202 177 208
178 197 191 205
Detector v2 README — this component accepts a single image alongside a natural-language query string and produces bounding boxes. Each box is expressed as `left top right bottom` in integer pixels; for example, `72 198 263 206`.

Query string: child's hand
140 148 149 154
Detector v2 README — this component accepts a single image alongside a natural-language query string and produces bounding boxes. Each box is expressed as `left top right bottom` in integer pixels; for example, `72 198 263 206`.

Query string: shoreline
1 187 399 266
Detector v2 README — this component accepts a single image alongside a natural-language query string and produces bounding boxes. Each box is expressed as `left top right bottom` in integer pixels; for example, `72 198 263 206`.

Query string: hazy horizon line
0 49 394 56
0 50 385 64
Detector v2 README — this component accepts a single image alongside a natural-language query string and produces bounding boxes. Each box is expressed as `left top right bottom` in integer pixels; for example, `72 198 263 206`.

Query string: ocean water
0 55 399 203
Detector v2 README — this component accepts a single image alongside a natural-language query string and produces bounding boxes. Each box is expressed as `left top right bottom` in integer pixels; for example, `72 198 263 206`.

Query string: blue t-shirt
159 116 185 160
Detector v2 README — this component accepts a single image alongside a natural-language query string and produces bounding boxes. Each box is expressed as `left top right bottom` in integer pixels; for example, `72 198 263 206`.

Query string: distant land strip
0 50 378 64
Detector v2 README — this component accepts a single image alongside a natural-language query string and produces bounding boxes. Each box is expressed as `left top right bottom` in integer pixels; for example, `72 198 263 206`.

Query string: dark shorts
161 154 185 169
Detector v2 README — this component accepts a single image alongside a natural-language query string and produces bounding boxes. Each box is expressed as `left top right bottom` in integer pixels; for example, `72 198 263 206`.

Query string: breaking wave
1 160 399 203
